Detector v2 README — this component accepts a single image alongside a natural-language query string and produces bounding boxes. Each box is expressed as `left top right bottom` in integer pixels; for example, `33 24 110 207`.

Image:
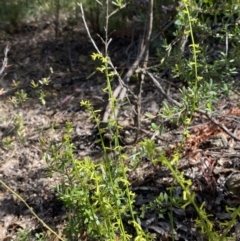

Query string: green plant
2 136 14 149
13 114 25 138
0 1 29 27
13 228 30 241
11 228 48 241
48 103 153 240
142 0 240 240
47 1 154 238
141 191 184 220
44 0 240 240
31 76 51 105
13 89 28 105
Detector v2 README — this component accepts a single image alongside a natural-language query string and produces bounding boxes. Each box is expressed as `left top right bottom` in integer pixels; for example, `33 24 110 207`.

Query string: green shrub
44 0 240 240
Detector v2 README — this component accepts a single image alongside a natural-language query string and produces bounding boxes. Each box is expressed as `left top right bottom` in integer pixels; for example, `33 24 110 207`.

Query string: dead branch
140 69 181 107
79 1 154 127
79 3 132 91
103 0 154 122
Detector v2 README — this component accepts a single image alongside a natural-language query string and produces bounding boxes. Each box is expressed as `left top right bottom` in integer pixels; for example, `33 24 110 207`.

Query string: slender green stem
0 179 65 241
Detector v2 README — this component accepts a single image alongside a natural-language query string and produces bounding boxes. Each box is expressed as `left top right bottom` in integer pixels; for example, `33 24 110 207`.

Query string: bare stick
108 3 127 18
79 3 135 113
79 3 101 54
197 109 240 142
103 0 154 122
145 68 240 142
121 0 153 145
79 0 154 135
141 69 182 107
79 3 130 89
0 46 9 77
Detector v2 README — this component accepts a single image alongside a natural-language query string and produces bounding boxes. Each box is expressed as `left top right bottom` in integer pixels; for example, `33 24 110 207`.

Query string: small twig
79 3 101 54
0 179 65 241
140 66 240 142
141 69 181 107
197 109 240 142
126 0 153 144
79 0 154 142
79 2 148 123
108 3 127 18
104 0 154 123
79 3 131 91
151 18 176 42
95 0 103 6
142 67 240 142
0 46 9 77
